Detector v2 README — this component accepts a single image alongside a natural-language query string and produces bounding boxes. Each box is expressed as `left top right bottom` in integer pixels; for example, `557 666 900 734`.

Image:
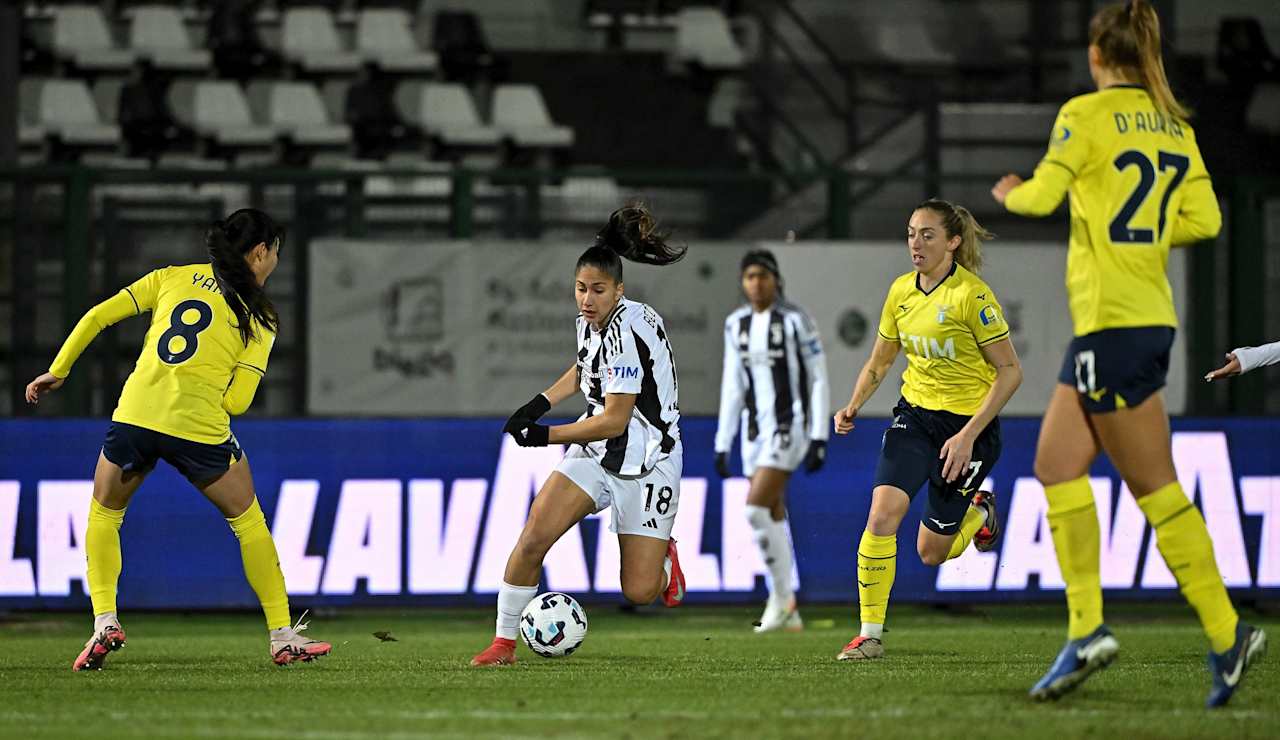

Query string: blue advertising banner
0 417 1277 609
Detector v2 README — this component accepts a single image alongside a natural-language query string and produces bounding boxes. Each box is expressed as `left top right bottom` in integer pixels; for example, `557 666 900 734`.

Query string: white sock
496 581 539 640
860 623 884 640
93 611 118 634
746 505 795 605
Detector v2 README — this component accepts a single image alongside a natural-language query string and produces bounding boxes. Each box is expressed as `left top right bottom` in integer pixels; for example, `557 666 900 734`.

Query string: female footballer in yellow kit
25 208 330 670
993 0 1264 707
832 199 1022 661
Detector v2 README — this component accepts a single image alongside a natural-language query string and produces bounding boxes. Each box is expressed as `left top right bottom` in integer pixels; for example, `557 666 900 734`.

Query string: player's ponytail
206 208 282 346
916 199 993 274
576 202 686 283
1090 0 1190 120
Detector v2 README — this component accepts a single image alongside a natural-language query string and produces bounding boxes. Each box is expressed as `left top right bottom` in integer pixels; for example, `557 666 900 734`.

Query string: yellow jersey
1004 85 1222 336
49 264 275 444
877 263 1010 416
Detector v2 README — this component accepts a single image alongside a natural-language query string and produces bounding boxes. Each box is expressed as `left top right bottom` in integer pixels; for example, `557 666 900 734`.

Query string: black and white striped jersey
715 301 829 453
575 298 681 477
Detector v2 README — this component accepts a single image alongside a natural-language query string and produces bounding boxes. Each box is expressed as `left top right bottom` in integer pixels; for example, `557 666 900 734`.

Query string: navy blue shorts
873 397 1002 535
1057 327 1175 413
102 422 244 485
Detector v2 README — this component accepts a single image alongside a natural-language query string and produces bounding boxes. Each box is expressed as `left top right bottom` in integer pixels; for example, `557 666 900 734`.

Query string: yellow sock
86 499 126 615
857 530 897 629
227 498 291 630
1045 477 1103 640
946 505 987 560
1137 482 1239 653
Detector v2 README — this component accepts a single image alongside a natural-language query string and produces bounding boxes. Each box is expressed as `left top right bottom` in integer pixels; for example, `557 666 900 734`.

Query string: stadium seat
491 84 574 149
282 7 362 74
52 5 135 72
35 78 123 149
672 7 745 72
18 79 49 159
128 5 213 71
1246 83 1280 135
355 8 439 73
411 82 502 148
248 81 353 147
169 80 277 151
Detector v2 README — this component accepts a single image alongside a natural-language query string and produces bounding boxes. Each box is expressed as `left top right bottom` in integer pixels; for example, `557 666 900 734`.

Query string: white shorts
555 442 683 541
741 427 806 478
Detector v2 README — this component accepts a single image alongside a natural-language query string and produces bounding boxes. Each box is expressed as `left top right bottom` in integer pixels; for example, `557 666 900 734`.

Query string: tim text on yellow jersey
877 262 1009 416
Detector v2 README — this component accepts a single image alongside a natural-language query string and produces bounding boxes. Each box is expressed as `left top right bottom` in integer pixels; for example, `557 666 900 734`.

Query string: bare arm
542 364 580 406
833 336 900 434
548 392 636 444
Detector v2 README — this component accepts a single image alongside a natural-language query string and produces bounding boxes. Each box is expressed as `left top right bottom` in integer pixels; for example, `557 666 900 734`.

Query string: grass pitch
0 603 1274 739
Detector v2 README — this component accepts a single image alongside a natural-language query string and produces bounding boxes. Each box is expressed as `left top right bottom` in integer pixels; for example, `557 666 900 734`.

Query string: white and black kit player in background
471 204 689 667
715 249 829 633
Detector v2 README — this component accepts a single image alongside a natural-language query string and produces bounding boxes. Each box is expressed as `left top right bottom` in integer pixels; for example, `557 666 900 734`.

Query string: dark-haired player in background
715 249 828 633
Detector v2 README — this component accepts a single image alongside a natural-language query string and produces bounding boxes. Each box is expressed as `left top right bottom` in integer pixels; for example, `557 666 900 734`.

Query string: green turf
0 604 1274 739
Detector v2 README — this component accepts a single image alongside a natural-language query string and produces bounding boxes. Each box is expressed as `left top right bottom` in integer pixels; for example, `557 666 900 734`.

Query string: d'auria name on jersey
575 298 681 477
715 301 829 453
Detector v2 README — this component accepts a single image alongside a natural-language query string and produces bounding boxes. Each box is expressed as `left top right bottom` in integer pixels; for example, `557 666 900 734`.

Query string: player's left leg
197 454 331 666
1092 391 1264 707
746 466 801 633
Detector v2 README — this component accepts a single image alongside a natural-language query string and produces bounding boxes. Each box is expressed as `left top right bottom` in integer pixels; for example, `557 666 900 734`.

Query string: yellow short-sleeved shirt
111 264 275 444
877 263 1009 416
1004 86 1221 336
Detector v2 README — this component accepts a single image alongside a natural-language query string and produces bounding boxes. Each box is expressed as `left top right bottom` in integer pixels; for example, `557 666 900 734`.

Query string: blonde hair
1090 0 1190 120
915 199 994 273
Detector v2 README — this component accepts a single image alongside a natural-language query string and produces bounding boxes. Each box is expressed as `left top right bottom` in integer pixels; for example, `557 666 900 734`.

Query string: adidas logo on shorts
643 518 658 529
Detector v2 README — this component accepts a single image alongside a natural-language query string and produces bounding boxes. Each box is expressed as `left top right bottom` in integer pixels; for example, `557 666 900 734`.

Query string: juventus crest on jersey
716 301 829 454
574 298 681 477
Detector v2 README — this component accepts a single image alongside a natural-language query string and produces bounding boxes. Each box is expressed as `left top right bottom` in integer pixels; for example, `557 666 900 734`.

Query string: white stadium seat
170 80 276 148
491 84 574 148
36 78 122 147
282 7 363 73
673 8 745 71
356 9 439 73
52 5 135 71
129 5 213 71
248 81 352 147
414 83 502 147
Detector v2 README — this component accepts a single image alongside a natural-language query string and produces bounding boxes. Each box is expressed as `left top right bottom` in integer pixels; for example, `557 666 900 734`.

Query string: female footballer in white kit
715 249 829 633
471 204 688 667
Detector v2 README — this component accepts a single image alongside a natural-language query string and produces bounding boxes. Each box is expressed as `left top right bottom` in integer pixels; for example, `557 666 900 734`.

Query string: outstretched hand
25 372 64 405
991 174 1023 205
1203 352 1242 382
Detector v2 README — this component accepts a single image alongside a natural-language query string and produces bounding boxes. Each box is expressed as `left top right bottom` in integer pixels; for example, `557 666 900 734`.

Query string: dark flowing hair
206 208 283 345
575 202 686 283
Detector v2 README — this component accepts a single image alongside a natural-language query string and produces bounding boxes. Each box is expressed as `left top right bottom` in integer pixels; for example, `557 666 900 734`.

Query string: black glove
714 451 731 478
508 420 550 447
803 440 827 473
503 393 551 435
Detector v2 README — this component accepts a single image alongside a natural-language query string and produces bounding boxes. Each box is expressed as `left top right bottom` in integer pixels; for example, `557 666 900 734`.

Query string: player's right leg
837 485 909 661
74 450 148 672
471 471 596 667
1030 382 1113 699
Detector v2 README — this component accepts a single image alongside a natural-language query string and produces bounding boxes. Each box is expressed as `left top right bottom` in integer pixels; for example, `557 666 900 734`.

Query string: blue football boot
1029 625 1119 701
1206 622 1266 708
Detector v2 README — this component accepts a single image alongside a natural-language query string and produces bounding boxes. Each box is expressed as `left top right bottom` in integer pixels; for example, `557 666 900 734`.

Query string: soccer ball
519 592 588 658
